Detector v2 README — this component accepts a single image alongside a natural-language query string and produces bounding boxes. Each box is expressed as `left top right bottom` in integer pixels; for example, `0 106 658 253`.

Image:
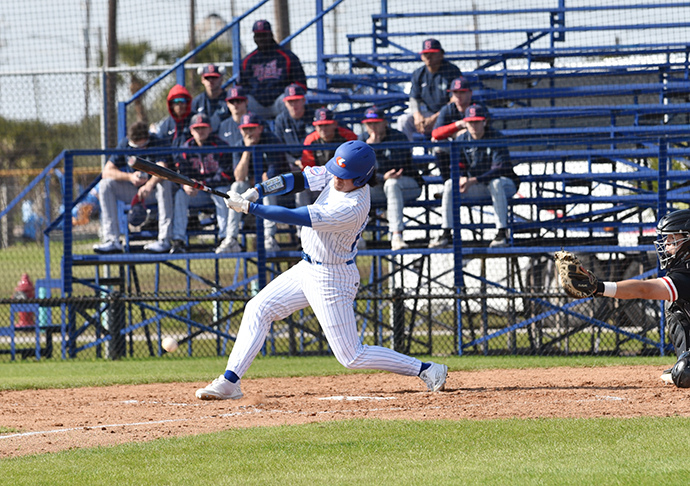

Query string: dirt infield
2 365 689 458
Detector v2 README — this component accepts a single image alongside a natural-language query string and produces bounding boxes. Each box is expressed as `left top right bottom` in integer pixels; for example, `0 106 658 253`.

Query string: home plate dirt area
2 365 689 458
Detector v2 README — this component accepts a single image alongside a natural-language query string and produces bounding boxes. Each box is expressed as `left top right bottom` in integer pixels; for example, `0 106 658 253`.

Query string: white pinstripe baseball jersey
223 165 423 380
300 166 370 264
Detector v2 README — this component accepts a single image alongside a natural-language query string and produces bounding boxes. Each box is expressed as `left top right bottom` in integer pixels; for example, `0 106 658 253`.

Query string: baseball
162 337 178 353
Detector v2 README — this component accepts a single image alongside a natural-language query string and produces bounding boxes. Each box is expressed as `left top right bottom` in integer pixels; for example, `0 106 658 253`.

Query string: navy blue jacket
358 127 422 186
217 117 243 149
455 127 519 186
108 136 169 171
232 129 291 180
174 135 234 188
191 91 229 134
273 108 314 160
409 61 462 114
240 43 306 107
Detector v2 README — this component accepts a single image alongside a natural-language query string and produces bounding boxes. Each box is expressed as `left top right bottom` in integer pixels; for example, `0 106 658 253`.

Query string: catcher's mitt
554 250 600 299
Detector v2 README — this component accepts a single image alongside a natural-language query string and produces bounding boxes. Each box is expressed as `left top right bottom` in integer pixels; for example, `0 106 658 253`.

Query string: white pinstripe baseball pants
226 261 422 378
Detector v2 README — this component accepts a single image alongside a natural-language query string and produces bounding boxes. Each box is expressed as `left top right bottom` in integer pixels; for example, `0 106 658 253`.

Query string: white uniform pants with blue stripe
226 261 423 378
440 176 517 229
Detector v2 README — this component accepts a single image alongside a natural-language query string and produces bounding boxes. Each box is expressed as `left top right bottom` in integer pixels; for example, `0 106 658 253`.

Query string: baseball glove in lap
554 250 600 299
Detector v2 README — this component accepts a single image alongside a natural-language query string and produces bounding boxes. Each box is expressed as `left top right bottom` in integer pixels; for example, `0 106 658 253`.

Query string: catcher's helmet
672 350 690 388
655 209 690 269
127 195 148 227
325 140 376 187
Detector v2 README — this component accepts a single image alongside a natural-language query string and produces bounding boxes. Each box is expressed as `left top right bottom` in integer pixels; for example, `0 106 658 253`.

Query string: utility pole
106 0 118 148
83 0 91 120
188 0 196 91
274 0 291 48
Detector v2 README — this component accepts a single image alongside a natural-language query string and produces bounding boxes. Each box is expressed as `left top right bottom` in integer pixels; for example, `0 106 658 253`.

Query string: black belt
301 251 354 266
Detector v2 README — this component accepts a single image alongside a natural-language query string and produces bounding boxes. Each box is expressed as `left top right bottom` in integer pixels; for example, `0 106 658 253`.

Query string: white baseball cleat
419 362 448 392
196 375 244 400
661 368 674 385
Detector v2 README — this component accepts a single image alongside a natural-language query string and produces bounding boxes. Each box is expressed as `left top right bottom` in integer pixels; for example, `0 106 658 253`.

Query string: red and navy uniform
174 135 234 189
240 42 306 107
274 107 315 160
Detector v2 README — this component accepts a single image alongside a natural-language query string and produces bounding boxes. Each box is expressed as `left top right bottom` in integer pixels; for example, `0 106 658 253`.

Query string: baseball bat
127 156 229 199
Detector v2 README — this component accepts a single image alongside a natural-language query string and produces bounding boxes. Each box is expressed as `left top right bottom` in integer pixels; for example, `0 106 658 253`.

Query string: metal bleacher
7 1 690 360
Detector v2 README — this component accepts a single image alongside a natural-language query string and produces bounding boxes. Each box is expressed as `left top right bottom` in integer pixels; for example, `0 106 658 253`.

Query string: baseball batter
196 140 448 400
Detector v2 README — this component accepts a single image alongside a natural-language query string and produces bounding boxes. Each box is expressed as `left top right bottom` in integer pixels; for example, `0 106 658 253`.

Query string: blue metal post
450 143 464 355
658 138 669 356
253 146 267 289
316 0 327 92
176 63 186 86
117 102 127 142
233 22 241 82
63 153 74 297
44 176 51 283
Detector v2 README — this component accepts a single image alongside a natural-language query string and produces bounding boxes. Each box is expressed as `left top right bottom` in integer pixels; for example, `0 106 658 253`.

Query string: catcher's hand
224 191 250 214
554 250 600 299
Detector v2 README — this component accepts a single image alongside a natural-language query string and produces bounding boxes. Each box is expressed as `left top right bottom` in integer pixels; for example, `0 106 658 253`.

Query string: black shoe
169 239 186 254
490 229 509 248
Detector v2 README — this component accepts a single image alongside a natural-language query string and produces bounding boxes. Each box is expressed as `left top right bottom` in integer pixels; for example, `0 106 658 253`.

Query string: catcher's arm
554 250 608 299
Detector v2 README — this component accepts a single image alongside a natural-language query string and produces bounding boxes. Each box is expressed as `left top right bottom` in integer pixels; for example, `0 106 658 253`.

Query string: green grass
0 355 676 391
3 417 689 485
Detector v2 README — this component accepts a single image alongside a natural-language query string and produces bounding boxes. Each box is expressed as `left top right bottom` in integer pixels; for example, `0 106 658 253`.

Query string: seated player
94 121 173 253
430 104 520 249
191 63 230 134
223 112 291 252
170 113 235 253
151 84 193 146
359 106 422 251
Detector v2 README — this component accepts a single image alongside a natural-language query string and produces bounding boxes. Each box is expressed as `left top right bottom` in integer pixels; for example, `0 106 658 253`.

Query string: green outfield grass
3 417 688 485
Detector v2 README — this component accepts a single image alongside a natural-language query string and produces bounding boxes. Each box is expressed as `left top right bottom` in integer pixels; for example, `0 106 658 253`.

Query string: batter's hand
225 191 250 213
241 187 260 203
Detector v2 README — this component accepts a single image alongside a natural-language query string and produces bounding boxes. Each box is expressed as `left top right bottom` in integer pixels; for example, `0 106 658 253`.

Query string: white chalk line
0 403 415 440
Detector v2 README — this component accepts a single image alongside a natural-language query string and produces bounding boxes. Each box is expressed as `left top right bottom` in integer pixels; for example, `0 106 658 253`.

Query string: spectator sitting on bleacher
429 104 520 249
229 112 291 252
191 64 230 134
218 86 248 148
274 83 314 166
298 108 357 169
359 106 422 251
152 84 193 146
170 113 235 254
397 38 462 142
430 76 473 182
94 121 174 254
296 107 357 208
240 20 307 120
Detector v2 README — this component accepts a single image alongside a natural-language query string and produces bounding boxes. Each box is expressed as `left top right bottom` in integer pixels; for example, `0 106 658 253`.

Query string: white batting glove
240 187 260 203
225 191 250 214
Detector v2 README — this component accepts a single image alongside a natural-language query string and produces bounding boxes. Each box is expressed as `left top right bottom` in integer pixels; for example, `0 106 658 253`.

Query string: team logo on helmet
336 156 346 168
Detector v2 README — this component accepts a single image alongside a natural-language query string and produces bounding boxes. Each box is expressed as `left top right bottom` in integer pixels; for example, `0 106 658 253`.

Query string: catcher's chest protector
667 300 690 358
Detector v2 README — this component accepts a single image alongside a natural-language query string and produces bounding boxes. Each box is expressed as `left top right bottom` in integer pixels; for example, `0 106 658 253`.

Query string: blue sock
224 370 240 383
418 362 431 376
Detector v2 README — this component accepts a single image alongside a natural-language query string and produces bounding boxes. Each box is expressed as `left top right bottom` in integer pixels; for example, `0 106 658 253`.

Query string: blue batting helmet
325 140 376 187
